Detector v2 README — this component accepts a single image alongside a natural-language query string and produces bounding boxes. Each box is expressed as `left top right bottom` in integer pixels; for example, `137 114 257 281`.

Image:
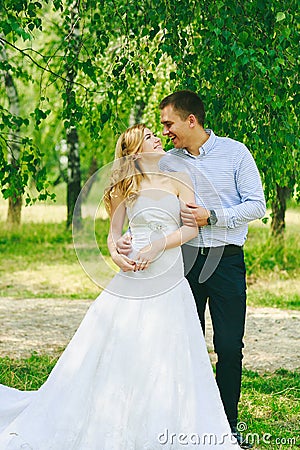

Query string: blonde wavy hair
104 123 146 214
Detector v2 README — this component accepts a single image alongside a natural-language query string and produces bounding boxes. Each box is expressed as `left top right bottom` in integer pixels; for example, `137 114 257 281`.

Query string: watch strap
207 209 218 225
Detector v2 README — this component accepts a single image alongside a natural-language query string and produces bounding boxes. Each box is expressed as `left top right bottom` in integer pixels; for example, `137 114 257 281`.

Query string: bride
0 124 238 449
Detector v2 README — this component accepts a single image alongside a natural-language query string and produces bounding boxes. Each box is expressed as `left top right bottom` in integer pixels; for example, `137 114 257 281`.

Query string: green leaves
31 108 51 128
81 59 97 84
0 0 44 42
276 12 286 22
231 42 244 58
0 107 28 131
0 0 298 221
0 143 50 204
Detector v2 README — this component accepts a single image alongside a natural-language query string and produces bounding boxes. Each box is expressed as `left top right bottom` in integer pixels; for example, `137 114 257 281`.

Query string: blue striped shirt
160 129 266 247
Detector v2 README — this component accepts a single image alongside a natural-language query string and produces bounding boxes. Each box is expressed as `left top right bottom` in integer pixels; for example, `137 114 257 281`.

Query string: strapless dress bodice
107 194 184 299
126 194 181 254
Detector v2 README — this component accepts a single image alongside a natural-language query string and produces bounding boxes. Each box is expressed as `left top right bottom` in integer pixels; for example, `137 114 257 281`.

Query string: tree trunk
67 126 81 228
7 196 22 224
129 99 146 126
0 38 22 225
65 2 81 229
271 185 290 236
81 156 99 201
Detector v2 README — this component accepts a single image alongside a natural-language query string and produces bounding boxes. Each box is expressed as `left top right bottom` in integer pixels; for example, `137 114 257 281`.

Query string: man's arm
107 196 136 272
183 146 266 228
213 148 266 228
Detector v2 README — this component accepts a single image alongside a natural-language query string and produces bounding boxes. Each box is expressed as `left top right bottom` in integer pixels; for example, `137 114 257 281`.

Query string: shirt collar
182 129 216 157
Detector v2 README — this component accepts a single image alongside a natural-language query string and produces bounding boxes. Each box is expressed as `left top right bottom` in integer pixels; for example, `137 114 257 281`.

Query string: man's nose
162 127 169 136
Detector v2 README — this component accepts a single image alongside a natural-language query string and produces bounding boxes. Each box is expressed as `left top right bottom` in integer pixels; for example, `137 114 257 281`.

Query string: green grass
247 288 300 310
0 219 109 299
0 204 299 447
244 219 300 310
0 354 299 448
1 208 300 308
0 353 58 390
244 225 300 277
239 369 300 449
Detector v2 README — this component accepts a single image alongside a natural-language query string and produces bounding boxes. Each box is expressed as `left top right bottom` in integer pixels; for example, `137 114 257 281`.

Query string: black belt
198 244 243 257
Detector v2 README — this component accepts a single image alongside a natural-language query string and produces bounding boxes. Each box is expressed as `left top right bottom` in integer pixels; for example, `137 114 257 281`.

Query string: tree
0 0 55 221
160 0 299 236
0 0 298 236
62 0 82 228
0 39 22 224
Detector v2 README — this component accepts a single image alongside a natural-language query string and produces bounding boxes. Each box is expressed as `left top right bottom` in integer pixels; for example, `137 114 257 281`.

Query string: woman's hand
135 239 164 271
116 232 132 256
111 250 136 272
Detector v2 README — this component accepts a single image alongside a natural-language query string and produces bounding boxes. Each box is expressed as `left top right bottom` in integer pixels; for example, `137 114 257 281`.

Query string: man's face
160 105 191 149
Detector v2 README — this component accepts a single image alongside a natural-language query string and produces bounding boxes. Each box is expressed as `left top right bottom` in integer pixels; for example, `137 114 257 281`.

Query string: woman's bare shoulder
169 171 193 189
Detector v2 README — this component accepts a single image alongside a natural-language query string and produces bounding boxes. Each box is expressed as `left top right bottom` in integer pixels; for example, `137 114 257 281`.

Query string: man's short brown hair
159 90 205 127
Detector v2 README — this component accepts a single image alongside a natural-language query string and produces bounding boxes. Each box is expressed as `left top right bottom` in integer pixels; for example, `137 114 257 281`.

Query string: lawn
0 354 299 449
1 202 299 309
0 197 299 448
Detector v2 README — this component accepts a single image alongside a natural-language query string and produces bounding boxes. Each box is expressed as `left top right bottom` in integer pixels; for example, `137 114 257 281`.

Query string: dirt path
0 297 299 373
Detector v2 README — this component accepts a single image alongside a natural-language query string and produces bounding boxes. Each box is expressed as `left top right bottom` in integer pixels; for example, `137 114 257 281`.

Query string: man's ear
188 114 197 128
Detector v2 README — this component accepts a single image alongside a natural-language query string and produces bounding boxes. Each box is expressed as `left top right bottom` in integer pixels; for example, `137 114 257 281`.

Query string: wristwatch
207 210 218 226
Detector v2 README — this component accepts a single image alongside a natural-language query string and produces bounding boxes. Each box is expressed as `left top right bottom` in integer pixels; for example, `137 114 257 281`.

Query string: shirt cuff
214 207 236 228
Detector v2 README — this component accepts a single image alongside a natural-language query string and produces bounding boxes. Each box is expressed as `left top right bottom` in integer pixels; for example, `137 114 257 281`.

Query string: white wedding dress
0 194 238 449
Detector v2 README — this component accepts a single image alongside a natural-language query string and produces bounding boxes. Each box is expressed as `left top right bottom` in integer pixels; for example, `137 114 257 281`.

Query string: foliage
0 0 54 203
168 0 299 205
0 0 298 220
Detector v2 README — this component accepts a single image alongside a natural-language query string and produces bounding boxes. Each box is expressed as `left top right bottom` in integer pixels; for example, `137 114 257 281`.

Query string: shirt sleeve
214 145 266 228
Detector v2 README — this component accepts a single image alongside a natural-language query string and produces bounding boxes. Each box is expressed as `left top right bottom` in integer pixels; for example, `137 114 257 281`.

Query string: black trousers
182 244 246 428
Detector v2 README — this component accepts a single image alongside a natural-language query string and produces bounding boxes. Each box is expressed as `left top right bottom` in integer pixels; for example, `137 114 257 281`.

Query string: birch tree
0 0 298 236
0 39 22 224
63 0 82 228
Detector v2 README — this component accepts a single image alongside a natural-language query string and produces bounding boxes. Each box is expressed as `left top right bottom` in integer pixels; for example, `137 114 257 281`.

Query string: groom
117 90 266 449
158 90 265 448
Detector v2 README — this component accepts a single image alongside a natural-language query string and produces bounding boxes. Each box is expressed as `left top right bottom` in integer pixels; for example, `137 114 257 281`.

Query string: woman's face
141 128 164 154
